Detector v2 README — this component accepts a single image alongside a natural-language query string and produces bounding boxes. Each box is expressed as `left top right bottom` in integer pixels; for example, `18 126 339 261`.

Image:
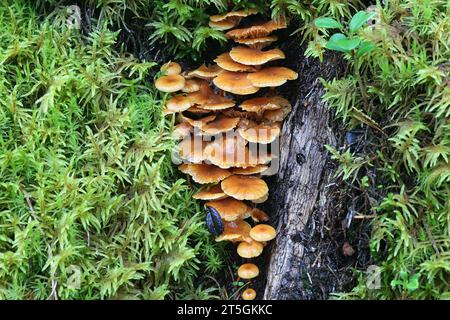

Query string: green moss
0 0 223 300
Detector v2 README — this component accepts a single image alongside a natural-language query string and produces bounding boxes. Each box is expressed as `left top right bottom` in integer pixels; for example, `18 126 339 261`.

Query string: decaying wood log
263 42 345 299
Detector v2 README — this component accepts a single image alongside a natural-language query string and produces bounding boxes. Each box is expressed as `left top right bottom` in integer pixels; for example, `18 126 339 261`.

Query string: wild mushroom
204 136 257 169
237 240 264 258
213 71 259 95
193 185 227 200
161 61 182 76
201 115 240 135
238 122 281 144
251 192 269 204
154 74 186 93
179 163 231 184
173 122 193 140
241 288 256 300
234 35 278 49
214 52 257 72
215 219 252 242
249 224 277 242
263 104 292 122
188 64 223 79
231 164 269 175
209 19 239 30
226 20 287 40
179 114 217 129
237 263 259 279
164 95 193 114
247 67 298 87
206 197 249 221
221 175 268 201
240 96 291 113
229 46 285 66
210 9 258 23
182 79 206 93
178 137 208 163
247 208 269 223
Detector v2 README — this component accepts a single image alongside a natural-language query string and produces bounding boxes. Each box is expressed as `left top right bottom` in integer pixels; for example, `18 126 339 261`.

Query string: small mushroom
173 122 193 140
229 46 285 66
179 163 231 184
213 71 259 95
231 164 269 175
247 67 298 87
214 53 257 72
240 96 291 113
210 9 258 22
238 122 281 144
221 175 269 201
241 288 257 300
209 19 239 30
226 20 287 40
263 104 292 122
248 208 269 222
237 240 264 258
155 74 186 93
251 192 269 204
182 79 206 93
179 114 217 129
206 197 249 221
201 115 240 135
249 224 277 242
164 95 193 114
193 185 227 200
237 263 259 279
178 137 208 163
188 64 223 79
215 219 252 242
235 36 278 50
161 61 182 76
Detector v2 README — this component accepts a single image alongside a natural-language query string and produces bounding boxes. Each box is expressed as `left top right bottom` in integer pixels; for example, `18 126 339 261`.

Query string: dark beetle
205 206 224 236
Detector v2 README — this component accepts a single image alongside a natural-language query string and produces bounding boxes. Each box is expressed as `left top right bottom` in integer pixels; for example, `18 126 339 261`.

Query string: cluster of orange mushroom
154 9 297 300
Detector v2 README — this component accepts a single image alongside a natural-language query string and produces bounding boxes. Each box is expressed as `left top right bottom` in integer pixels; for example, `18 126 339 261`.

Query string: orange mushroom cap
201 115 240 135
221 175 269 201
251 192 269 204
214 53 257 72
247 67 298 87
229 46 285 66
206 198 249 221
210 9 258 22
213 71 259 95
237 240 264 258
263 104 292 122
188 64 223 79
231 164 269 175
160 61 182 76
238 122 281 144
249 224 277 242
235 35 278 49
215 219 252 242
204 136 260 169
226 20 287 39
179 163 231 184
178 137 208 163
237 263 259 279
182 79 207 93
155 74 186 93
193 184 227 200
241 288 257 300
240 96 291 113
164 95 193 114
179 114 217 129
173 122 193 140
248 208 269 222
209 19 239 30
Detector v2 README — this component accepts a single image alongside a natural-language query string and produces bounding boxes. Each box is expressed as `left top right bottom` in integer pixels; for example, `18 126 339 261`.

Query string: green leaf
357 41 375 57
314 17 343 29
325 33 347 52
349 11 376 33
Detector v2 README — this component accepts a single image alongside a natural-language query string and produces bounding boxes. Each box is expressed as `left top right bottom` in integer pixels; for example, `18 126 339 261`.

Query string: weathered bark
263 45 345 299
